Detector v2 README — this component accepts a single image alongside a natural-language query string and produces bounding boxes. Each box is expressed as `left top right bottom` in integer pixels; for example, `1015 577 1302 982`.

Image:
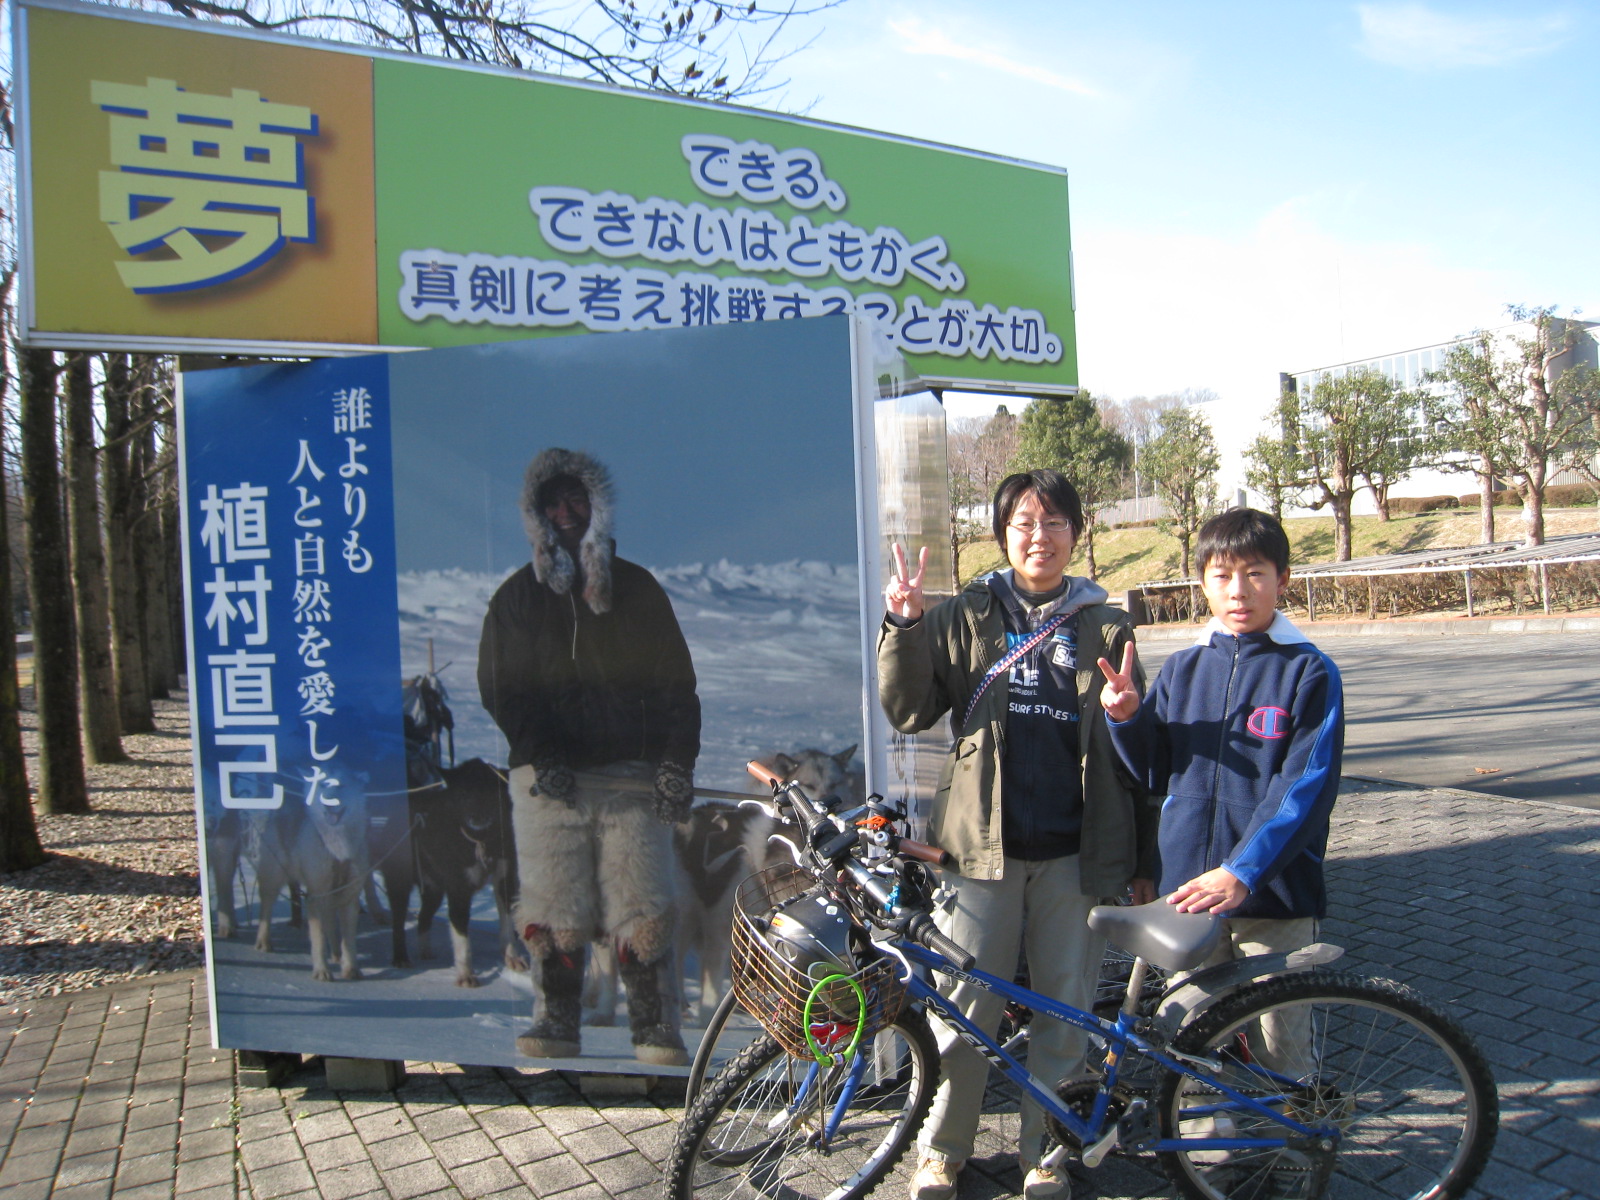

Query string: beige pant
508 762 676 964
1193 916 1318 1080
918 855 1104 1167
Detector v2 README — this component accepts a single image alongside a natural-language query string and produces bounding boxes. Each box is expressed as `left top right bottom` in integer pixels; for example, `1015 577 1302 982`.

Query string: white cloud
887 16 1101 97
1070 202 1515 434
1356 3 1573 69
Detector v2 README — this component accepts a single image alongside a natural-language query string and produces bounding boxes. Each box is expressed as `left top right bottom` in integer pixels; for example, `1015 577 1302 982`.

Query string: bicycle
663 763 1497 1200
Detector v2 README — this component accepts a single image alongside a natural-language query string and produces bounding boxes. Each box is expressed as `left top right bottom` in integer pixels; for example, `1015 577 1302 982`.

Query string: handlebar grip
894 836 954 867
746 760 783 790
907 913 975 971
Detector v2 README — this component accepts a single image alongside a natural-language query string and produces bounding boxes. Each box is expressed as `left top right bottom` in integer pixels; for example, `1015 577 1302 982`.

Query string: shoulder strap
961 611 1069 728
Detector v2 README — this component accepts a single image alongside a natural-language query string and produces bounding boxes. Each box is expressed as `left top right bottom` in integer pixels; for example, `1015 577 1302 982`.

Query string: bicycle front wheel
664 1010 940 1200
1156 972 1497 1200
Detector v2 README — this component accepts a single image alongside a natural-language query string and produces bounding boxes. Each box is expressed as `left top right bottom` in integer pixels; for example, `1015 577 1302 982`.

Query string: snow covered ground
396 559 869 793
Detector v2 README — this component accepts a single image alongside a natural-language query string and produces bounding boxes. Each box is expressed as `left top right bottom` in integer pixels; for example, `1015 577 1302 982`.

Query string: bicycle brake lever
739 797 782 820
766 832 803 865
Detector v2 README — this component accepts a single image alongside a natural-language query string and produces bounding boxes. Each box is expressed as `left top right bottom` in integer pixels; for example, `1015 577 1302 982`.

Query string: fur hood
520 448 616 614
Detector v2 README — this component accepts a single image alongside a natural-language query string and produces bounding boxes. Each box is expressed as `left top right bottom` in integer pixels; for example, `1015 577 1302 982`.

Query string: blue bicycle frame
891 940 1336 1157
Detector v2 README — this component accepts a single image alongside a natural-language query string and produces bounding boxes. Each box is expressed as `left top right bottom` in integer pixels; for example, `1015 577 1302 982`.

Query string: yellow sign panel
25 5 378 346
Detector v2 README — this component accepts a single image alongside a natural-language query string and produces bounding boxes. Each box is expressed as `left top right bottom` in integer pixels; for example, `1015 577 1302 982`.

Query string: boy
1097 508 1343 982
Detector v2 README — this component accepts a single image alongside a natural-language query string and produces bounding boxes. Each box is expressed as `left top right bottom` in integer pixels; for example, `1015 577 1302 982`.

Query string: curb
1137 613 1600 640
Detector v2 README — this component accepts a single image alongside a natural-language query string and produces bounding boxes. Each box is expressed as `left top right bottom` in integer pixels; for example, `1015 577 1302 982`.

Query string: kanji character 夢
93 78 318 294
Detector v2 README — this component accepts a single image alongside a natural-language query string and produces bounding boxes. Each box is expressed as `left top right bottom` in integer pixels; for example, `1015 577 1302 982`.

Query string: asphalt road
1141 629 1600 808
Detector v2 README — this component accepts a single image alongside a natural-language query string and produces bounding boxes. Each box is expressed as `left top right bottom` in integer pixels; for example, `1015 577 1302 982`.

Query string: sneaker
909 1157 962 1200
1021 1164 1071 1200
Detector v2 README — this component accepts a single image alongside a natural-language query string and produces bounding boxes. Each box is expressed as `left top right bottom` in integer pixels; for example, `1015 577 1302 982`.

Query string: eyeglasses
1007 519 1073 536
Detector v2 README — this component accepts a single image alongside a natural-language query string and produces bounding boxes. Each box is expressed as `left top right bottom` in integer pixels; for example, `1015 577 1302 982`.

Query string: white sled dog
254 766 371 982
675 745 861 1025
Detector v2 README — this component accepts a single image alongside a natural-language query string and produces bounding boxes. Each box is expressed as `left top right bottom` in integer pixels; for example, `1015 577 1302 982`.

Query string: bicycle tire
687 988 749 1105
1155 971 1497 1200
664 1010 940 1200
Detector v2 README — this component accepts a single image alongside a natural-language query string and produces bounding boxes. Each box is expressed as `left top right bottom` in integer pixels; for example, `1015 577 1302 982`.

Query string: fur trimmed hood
520 448 616 614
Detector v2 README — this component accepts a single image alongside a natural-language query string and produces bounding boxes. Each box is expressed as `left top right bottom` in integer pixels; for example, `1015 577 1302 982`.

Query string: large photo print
183 316 871 1071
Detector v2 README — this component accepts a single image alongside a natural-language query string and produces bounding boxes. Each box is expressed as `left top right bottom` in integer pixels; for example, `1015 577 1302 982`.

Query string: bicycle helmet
765 889 855 982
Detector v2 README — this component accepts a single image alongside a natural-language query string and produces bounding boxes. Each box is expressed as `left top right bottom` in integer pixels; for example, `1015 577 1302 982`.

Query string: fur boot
518 948 586 1058
618 944 687 1067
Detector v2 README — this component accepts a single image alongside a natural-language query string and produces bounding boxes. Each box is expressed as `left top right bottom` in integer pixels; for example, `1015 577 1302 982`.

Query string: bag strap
961 611 1070 728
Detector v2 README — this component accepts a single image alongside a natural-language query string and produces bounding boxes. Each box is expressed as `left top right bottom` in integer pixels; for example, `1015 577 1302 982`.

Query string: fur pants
509 762 676 965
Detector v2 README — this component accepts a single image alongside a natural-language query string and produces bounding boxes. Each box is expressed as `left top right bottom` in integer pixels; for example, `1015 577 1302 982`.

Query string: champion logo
1247 706 1291 739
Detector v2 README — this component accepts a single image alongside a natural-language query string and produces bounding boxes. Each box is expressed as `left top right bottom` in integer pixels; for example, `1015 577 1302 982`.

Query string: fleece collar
1195 610 1311 646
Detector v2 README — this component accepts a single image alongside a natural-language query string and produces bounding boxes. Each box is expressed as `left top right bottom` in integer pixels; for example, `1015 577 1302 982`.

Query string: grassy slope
958 508 1600 593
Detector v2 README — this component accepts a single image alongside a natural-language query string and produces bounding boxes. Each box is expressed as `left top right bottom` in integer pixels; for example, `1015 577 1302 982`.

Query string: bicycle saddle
1087 901 1223 972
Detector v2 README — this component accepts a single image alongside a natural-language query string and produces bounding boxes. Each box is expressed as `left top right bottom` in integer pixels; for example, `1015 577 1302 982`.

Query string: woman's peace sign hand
885 543 928 621
1096 641 1141 722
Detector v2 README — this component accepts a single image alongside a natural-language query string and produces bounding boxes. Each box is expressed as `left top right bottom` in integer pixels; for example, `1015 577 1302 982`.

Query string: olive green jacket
876 576 1157 891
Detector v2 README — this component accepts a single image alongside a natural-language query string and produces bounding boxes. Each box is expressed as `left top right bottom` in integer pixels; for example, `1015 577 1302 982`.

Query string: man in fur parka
478 448 701 1065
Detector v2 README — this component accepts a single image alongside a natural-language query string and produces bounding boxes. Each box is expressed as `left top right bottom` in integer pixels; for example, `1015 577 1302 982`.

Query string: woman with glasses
877 469 1156 1200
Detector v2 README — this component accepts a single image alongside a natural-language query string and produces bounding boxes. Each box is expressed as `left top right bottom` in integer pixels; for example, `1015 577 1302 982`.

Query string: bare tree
64 353 126 763
103 354 156 734
0 272 45 870
1100 392 1183 500
20 347 90 813
140 0 839 104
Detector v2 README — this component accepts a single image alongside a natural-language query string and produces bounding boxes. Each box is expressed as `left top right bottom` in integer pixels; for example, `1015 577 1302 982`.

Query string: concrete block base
574 1072 655 1098
324 1056 406 1091
235 1049 301 1088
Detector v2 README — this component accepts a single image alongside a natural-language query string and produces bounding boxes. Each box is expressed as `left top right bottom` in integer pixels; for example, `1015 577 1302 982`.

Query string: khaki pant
918 855 1104 1167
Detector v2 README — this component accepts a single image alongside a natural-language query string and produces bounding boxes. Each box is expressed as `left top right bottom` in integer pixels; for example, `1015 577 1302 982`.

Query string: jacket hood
982 568 1108 617
520 448 616 614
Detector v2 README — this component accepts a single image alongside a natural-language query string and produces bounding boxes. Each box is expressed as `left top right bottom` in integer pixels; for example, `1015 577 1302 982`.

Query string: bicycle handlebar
906 913 975 972
744 759 975 967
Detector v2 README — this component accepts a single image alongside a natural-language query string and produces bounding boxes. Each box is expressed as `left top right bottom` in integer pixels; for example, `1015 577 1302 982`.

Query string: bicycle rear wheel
664 1010 940 1200
1156 972 1497 1200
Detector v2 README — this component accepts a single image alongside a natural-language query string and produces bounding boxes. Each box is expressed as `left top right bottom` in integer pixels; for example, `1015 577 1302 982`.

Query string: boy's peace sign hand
885 543 928 621
1097 641 1141 721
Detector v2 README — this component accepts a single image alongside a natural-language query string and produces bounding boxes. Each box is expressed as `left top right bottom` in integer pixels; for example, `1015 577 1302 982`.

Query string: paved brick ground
3 783 1597 1199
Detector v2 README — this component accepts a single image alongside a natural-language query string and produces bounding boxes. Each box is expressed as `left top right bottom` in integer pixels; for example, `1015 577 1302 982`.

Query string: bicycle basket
730 861 908 1059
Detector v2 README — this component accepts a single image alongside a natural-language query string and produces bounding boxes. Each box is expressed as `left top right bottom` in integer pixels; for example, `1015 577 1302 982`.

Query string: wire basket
730 861 908 1059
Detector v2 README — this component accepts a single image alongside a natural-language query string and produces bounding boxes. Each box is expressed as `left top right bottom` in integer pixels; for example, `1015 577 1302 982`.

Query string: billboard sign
182 315 923 1071
18 0 1078 391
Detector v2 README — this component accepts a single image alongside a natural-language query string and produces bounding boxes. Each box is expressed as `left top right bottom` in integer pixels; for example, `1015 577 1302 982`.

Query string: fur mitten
531 754 576 806
652 761 694 825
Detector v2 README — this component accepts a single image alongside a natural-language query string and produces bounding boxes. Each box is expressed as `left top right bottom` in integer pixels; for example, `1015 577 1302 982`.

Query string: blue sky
771 1 1600 419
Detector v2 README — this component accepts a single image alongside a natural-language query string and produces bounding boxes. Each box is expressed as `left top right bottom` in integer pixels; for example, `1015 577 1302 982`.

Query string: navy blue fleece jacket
1107 613 1343 919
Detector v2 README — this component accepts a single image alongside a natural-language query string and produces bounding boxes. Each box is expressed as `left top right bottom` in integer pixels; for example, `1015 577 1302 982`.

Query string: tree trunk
1523 488 1545 548
64 353 126 763
1478 464 1495 544
134 376 175 698
1332 491 1354 562
0 383 46 870
1082 516 1099 580
1369 480 1391 521
102 354 155 734
20 347 90 814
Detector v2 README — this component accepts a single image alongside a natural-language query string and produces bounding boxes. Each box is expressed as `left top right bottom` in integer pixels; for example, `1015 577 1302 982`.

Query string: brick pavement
3 783 1598 1200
